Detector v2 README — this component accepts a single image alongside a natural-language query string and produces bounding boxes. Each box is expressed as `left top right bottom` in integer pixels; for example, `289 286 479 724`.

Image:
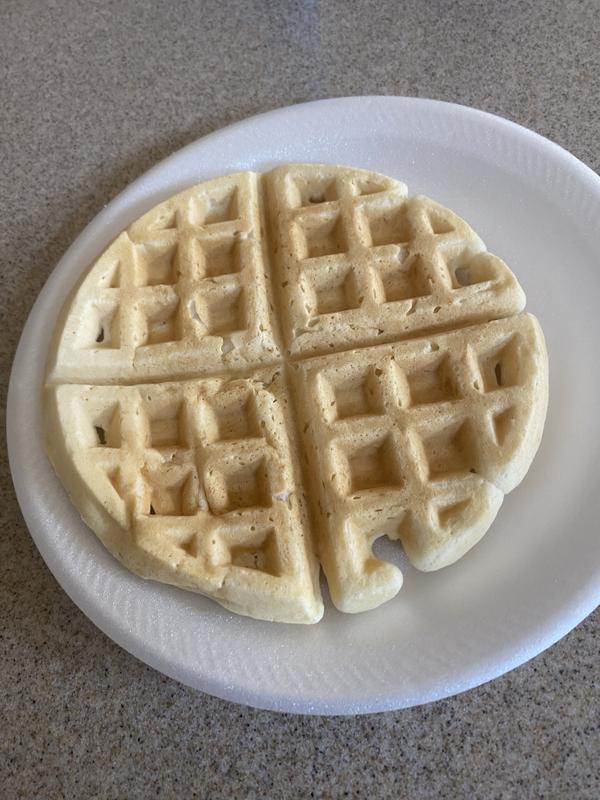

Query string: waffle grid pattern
268 164 524 357
50 172 280 382
60 373 308 579
46 165 546 620
291 315 540 609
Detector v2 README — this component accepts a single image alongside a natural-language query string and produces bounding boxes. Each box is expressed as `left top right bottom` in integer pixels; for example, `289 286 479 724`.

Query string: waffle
45 163 548 622
266 164 525 357
47 172 281 383
45 369 323 623
292 314 547 612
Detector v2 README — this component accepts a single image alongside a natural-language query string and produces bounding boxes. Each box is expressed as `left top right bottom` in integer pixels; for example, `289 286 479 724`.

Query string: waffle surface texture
45 163 548 622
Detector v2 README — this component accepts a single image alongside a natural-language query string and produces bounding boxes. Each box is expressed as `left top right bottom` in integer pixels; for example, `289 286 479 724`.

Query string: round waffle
45 164 548 622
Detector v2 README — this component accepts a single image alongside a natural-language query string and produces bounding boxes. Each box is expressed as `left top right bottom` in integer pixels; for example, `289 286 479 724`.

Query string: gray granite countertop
1 1 599 797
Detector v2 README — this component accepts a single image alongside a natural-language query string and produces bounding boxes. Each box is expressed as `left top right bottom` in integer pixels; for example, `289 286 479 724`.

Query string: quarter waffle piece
45 369 324 623
45 163 548 622
47 172 281 383
291 314 547 612
266 164 526 357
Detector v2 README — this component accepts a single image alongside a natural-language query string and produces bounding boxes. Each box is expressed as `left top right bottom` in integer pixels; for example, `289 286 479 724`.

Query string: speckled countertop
1 1 599 797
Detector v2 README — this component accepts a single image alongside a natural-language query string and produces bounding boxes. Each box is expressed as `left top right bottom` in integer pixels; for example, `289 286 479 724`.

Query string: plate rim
8 95 600 715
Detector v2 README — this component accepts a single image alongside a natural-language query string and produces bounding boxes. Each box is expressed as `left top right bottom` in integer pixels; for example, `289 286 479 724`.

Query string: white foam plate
8 97 600 714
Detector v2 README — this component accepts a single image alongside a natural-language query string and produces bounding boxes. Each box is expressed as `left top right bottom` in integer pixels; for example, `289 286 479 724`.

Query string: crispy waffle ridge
45 164 548 622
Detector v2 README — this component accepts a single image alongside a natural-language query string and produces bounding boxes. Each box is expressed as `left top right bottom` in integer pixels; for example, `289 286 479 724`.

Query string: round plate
8 97 600 714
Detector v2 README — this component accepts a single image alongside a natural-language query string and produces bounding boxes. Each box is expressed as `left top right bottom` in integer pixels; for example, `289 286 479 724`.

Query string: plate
8 97 600 714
